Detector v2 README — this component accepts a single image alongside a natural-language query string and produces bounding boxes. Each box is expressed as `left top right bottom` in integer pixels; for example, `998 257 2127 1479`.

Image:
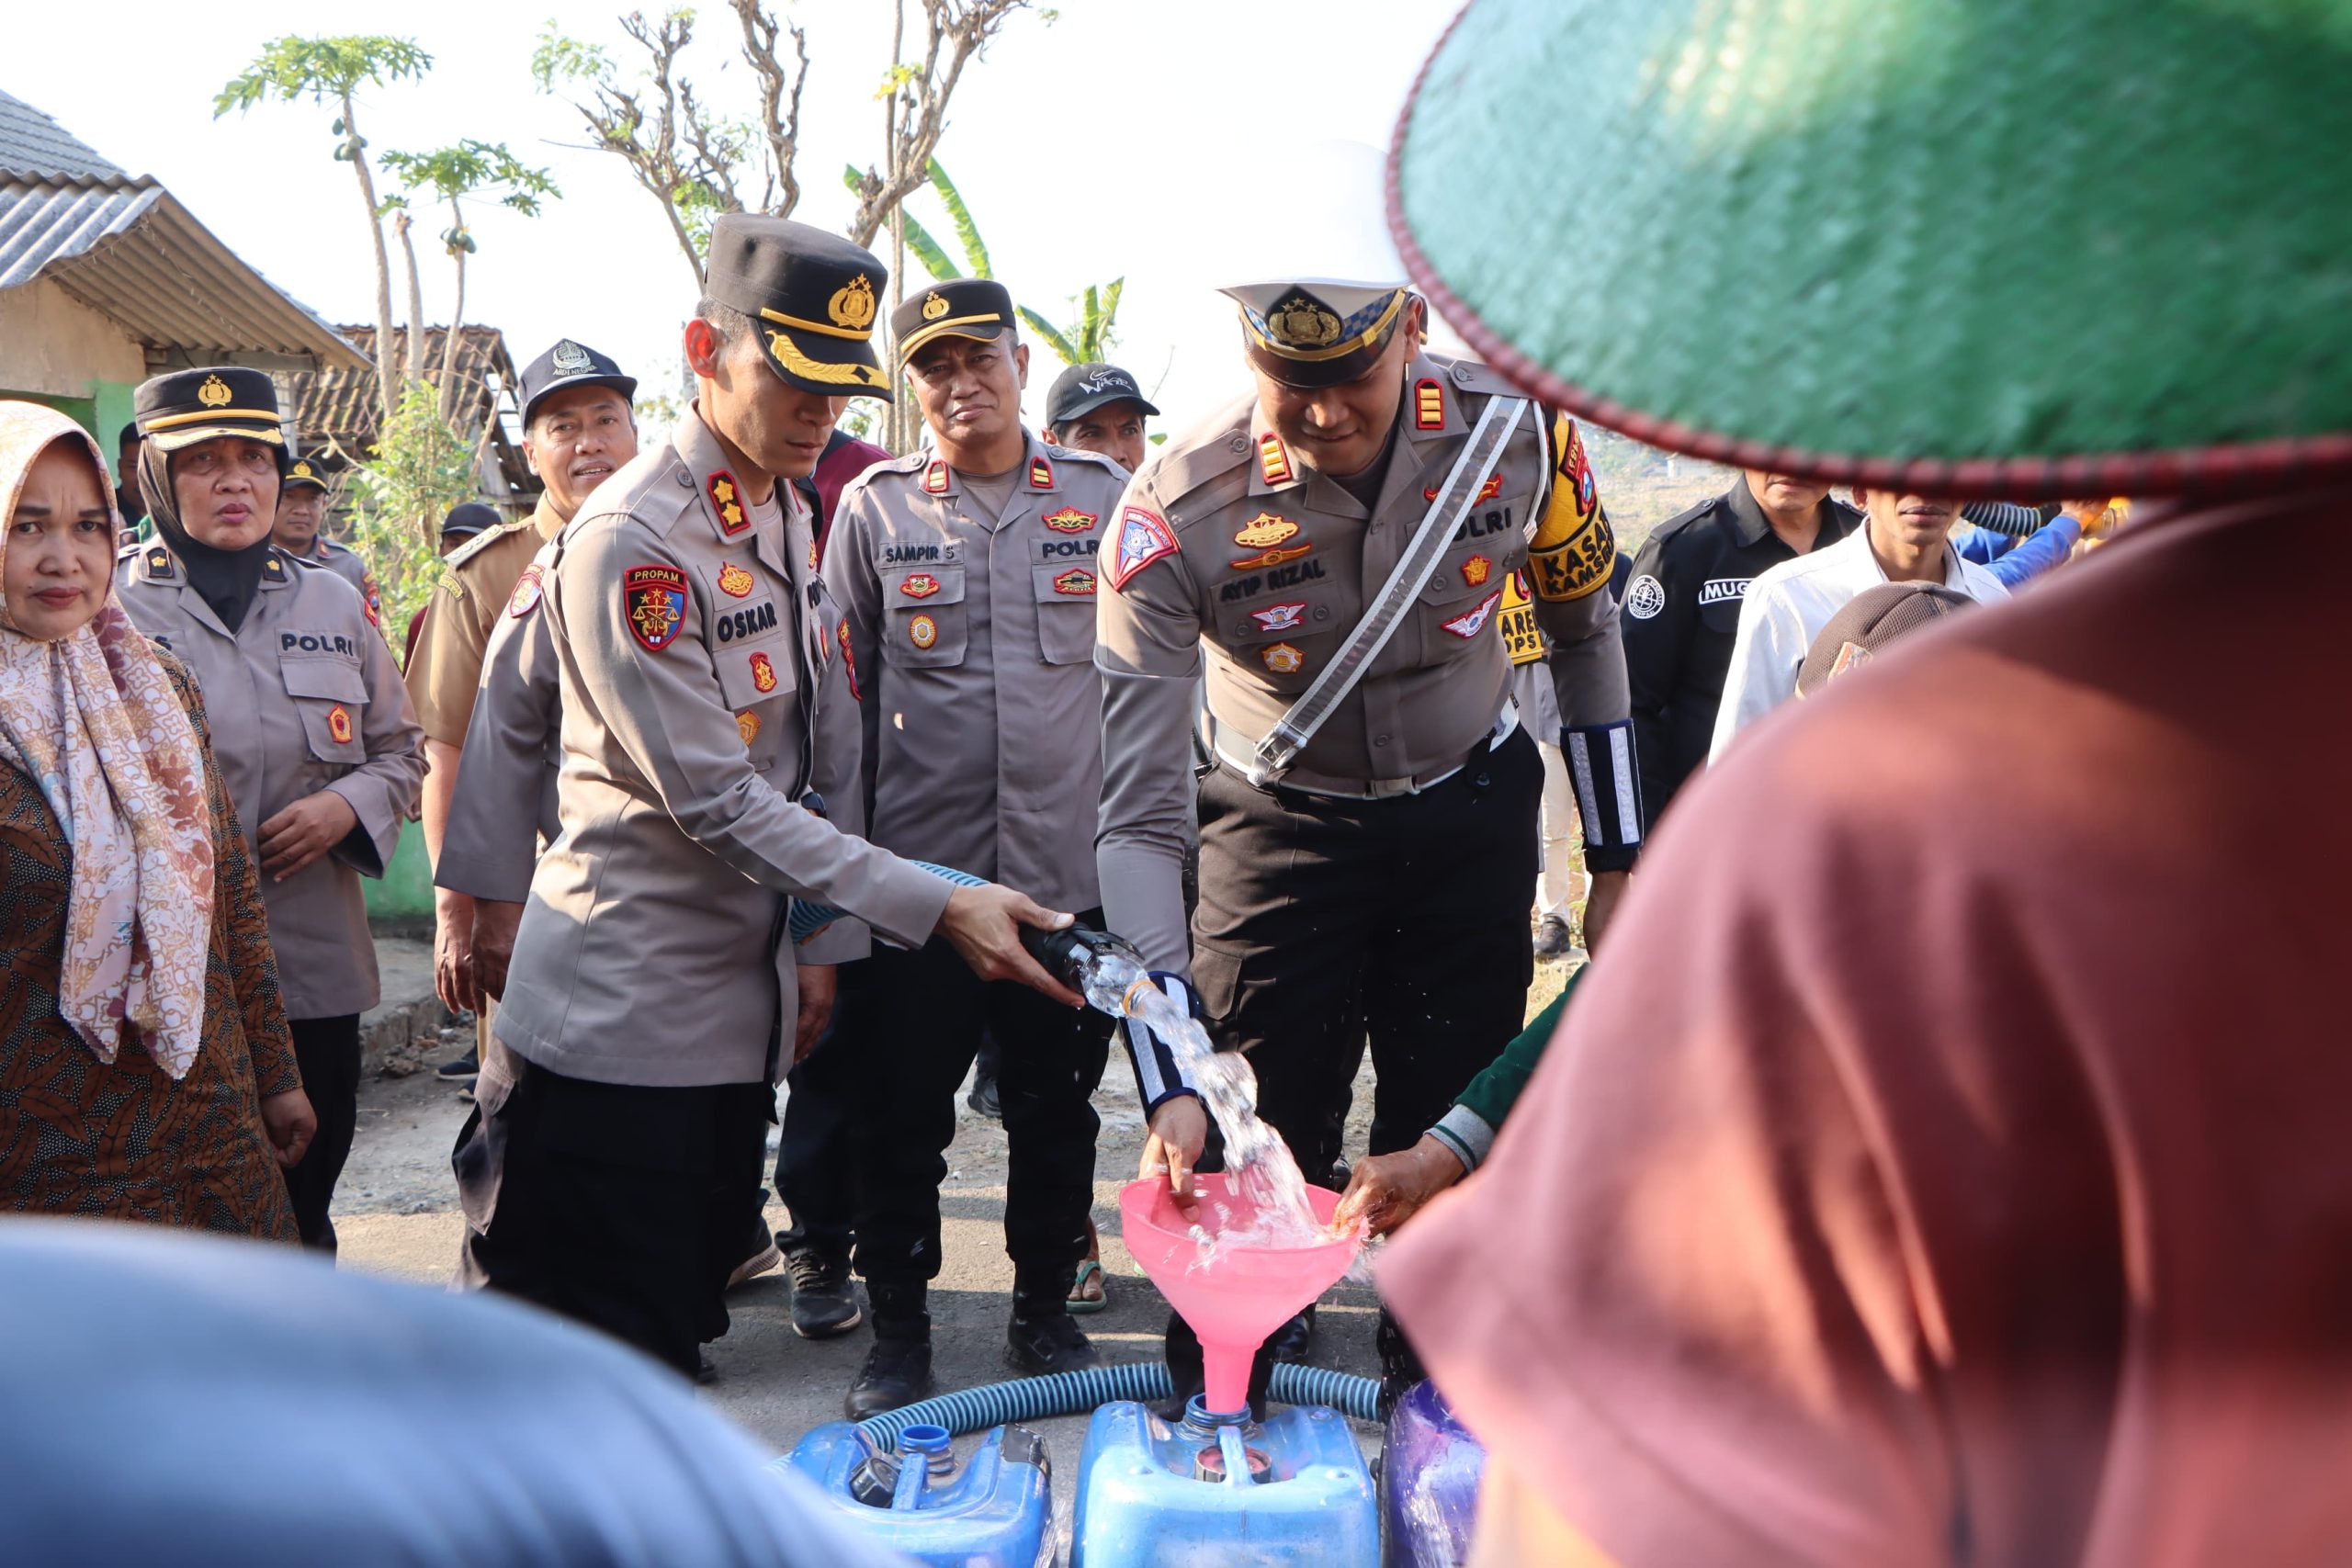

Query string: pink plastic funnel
1119 1174 1361 1417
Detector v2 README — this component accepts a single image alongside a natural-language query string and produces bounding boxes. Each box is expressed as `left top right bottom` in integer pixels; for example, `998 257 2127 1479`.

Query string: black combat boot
1005 1269 1103 1376
845 1282 934 1419
784 1242 862 1339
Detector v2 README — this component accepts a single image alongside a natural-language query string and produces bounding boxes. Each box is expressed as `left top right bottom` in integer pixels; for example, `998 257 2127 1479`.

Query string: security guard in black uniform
1620 471 1858 827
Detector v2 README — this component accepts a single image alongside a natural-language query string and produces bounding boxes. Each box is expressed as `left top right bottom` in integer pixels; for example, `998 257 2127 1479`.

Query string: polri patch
1052 568 1097 597
707 471 750 536
901 572 942 599
838 620 860 701
1042 506 1098 533
1261 641 1304 674
1441 589 1503 639
1108 506 1178 591
506 564 545 618
326 705 354 745
623 563 690 652
737 710 762 747
909 613 939 650
718 562 755 598
1461 554 1492 588
750 651 778 694
1414 378 1444 430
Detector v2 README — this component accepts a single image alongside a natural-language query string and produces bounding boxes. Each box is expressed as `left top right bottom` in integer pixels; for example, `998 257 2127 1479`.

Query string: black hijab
139 439 277 633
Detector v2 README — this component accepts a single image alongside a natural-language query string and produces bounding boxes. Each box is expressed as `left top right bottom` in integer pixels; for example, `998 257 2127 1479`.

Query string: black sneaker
965 1071 1002 1121
436 1046 480 1082
786 1247 863 1339
1005 1309 1102 1376
845 1336 934 1418
1532 915 1575 961
725 1217 782 1291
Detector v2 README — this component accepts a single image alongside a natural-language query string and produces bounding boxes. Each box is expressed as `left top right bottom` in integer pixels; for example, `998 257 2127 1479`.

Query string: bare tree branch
730 0 810 221
846 0 1029 251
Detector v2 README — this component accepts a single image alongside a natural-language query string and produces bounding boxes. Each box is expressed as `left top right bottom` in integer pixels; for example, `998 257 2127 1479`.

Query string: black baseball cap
1046 362 1161 428
892 278 1016 368
133 367 286 454
704 215 893 400
1795 582 1977 697
442 502 501 539
518 339 636 427
283 455 332 493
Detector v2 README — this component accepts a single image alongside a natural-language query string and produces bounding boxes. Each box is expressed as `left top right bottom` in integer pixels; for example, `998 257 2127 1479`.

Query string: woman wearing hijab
0 401 313 1235
115 369 424 1253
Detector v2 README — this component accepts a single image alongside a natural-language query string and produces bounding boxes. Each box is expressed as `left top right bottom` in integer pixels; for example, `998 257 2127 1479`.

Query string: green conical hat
1389 0 2352 495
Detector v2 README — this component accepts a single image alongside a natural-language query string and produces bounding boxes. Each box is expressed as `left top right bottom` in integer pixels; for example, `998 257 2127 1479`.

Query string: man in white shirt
1711 489 2008 757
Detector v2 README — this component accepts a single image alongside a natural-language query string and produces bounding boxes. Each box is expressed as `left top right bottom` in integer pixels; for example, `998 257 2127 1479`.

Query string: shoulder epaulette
1424 354 1521 398
445 517 532 571
1046 443 1124 473
1149 402 1260 503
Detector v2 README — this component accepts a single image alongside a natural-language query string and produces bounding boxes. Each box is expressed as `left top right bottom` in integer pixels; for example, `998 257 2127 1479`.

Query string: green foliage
381 141 561 254
842 163 957 279
1015 307 1077 364
343 384 480 627
214 35 433 116
884 159 1125 367
530 21 610 90
927 160 992 279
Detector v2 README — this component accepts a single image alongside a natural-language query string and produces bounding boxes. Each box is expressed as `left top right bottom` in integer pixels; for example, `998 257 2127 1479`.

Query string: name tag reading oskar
1497 569 1544 664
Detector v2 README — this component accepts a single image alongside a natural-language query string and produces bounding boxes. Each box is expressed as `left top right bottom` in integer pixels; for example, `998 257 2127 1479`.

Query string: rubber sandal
1067 1257 1110 1314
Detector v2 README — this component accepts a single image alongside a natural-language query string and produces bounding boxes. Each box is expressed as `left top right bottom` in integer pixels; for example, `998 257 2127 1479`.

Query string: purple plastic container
1380 1381 1487 1567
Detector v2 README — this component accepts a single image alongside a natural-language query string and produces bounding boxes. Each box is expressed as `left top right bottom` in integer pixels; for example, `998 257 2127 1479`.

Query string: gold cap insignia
1266 296 1343 351
828 275 877 332
291 461 313 479
550 339 593 373
196 374 233 408
922 292 950 321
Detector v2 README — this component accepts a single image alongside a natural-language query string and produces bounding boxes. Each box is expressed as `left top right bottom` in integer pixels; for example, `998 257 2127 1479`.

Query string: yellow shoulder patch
1528 412 1616 602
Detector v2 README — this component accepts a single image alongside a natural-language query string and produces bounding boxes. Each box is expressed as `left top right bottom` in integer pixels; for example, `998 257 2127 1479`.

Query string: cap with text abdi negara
705 215 893 401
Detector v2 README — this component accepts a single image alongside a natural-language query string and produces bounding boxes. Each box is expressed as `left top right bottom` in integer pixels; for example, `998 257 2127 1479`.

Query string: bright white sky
14 0 1456 444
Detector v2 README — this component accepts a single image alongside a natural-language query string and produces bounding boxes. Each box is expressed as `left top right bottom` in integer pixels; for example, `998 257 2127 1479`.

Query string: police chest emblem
1052 569 1097 596
1461 554 1492 587
1441 589 1504 639
1108 506 1178 591
1425 475 1504 505
1230 543 1311 571
623 564 690 651
838 619 861 701
750 651 779 694
1624 574 1668 620
708 471 750 536
909 613 939 649
1250 601 1306 633
506 564 546 618
326 705 354 744
737 710 762 747
718 562 755 598
1232 513 1297 549
1261 641 1304 674
901 572 942 599
1697 577 1748 606
1042 507 1098 534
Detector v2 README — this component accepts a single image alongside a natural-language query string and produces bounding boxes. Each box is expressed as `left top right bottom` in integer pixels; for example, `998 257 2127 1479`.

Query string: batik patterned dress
0 651 300 1239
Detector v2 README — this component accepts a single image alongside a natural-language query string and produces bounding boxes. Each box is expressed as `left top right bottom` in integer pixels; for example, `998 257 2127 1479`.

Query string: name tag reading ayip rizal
1498 569 1543 664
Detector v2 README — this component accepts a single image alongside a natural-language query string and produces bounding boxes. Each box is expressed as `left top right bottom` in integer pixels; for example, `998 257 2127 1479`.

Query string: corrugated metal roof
0 88 124 180
0 175 365 371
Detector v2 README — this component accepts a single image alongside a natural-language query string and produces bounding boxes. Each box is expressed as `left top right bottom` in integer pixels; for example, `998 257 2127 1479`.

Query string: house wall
0 278 146 477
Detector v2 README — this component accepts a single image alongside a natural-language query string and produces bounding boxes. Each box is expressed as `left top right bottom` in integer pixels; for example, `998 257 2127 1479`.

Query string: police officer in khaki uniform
115 367 426 1252
469 216 1081 1380
408 340 639 1078
269 455 377 614
816 278 1129 1415
1097 278 1642 1375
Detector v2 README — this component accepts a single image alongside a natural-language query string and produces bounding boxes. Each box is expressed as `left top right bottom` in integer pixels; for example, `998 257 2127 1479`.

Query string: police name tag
1498 569 1543 664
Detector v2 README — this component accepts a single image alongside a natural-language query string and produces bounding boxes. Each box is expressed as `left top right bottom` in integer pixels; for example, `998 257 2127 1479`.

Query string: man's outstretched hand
1332 1134 1466 1237
937 885 1082 1007
1139 1094 1209 1205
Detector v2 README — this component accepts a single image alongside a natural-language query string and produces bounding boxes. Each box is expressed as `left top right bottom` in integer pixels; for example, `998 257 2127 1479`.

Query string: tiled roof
0 87 123 180
289 324 518 453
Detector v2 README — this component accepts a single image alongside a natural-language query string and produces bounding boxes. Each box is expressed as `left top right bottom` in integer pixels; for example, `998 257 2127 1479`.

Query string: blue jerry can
1380 1381 1487 1567
779 1421 1052 1568
1071 1400 1377 1568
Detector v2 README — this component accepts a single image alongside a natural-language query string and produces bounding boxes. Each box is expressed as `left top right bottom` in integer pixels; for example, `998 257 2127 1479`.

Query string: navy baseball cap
1046 362 1161 427
518 339 637 427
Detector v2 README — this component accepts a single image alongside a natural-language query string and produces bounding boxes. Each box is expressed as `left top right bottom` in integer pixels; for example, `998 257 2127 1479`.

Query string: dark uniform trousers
1191 727 1542 1182
453 1055 772 1378
835 924 1114 1294
282 1013 362 1252
775 1021 855 1257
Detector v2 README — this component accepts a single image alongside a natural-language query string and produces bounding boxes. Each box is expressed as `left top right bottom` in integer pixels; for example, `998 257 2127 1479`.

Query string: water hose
788 862 986 943
854 1362 1382 1450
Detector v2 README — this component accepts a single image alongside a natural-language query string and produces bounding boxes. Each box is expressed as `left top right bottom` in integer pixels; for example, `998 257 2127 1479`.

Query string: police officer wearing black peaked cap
458 217 1080 1379
272 450 377 607
114 367 426 1253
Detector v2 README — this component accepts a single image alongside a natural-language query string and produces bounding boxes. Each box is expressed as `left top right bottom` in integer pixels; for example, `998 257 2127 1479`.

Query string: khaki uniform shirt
493 411 954 1089
1096 352 1628 972
435 536 564 904
827 434 1126 914
404 501 560 745
116 545 426 1018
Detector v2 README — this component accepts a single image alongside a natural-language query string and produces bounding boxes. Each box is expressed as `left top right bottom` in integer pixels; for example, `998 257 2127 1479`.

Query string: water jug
1072 1396 1376 1567
1380 1380 1487 1566
780 1420 1052 1568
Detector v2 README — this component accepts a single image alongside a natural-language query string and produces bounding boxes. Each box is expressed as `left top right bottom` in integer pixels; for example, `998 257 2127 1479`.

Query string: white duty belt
1246 395 1531 787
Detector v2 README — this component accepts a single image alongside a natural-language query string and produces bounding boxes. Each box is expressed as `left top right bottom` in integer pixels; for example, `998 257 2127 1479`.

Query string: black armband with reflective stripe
1564 719 1642 872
